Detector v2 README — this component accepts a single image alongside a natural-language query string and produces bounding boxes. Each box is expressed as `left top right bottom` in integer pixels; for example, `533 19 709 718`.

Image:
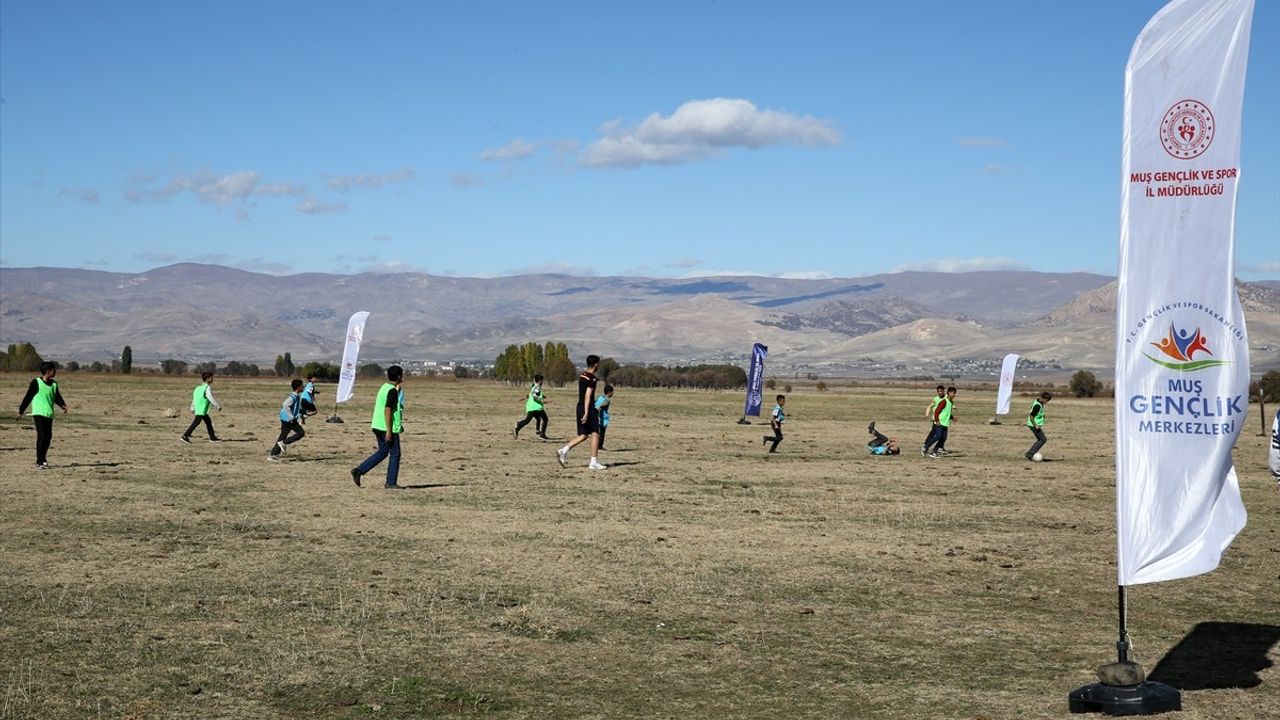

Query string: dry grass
1 373 1276 719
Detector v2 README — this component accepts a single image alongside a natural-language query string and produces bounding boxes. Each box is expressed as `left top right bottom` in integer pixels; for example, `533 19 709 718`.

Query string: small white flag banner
336 311 371 405
1115 0 1253 586
995 353 1019 416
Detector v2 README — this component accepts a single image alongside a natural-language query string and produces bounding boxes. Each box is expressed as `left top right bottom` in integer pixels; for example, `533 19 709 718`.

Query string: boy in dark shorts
595 384 614 450
299 373 319 422
557 355 605 470
268 379 306 461
763 394 786 453
181 371 222 443
514 373 549 440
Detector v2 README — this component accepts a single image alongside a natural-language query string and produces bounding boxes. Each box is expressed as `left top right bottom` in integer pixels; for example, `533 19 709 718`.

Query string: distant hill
1 263 1275 373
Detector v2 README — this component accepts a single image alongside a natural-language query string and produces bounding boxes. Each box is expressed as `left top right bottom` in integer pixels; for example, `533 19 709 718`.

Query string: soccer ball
1032 452 1044 462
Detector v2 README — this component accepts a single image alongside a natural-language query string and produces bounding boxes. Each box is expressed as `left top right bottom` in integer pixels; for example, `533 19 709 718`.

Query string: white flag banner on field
995 353 1019 416
1116 0 1253 587
336 311 371 404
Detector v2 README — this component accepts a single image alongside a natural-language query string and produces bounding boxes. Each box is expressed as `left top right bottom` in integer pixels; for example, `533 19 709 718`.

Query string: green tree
358 363 384 378
0 342 43 371
544 355 577 386
160 359 189 375
274 353 296 377
454 365 471 379
121 345 133 374
598 357 620 380
65 361 80 372
1069 370 1103 398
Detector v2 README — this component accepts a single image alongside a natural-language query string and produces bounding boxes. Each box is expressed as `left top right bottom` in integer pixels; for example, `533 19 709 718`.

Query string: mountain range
1 264 1276 375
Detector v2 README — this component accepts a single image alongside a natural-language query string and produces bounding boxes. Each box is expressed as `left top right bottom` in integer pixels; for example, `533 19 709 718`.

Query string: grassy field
1 373 1276 720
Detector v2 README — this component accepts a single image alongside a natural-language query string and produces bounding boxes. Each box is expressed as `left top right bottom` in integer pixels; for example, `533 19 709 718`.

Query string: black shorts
300 399 318 415
576 409 599 436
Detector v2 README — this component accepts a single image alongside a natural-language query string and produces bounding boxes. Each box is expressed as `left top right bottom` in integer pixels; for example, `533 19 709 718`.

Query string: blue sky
2 0 1277 280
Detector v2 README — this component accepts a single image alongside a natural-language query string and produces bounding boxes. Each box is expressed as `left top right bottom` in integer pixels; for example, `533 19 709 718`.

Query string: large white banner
336 311 371 404
995 353 1019 416
1116 0 1253 586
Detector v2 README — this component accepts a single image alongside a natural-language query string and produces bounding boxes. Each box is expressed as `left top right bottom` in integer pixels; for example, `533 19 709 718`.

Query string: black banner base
325 414 345 424
1069 681 1180 715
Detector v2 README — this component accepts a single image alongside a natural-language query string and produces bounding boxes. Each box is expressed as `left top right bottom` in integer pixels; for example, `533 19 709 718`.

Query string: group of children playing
14 359 1053 480
862 384 1052 460
510 355 616 471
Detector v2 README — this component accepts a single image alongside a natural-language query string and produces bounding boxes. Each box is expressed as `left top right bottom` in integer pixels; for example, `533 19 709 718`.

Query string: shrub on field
0 342 43 371
1070 370 1103 398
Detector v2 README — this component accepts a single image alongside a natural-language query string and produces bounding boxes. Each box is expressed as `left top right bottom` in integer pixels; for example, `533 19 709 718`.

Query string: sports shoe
537 433 549 440
935 448 949 455
513 425 520 440
35 463 49 471
588 459 607 470
208 437 222 443
556 448 568 467
350 468 362 487
384 483 404 490
928 451 940 458
920 445 928 456
868 421 876 433
267 454 282 463
180 436 192 444
276 440 287 455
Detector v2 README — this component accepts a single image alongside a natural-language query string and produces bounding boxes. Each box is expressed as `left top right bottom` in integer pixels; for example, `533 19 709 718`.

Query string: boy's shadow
399 482 465 490
1149 622 1280 690
606 460 643 468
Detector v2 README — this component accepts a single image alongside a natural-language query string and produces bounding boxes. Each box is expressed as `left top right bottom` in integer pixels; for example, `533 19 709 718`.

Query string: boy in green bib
181 371 222 443
1025 392 1051 460
351 365 405 489
17 361 68 469
514 373 549 440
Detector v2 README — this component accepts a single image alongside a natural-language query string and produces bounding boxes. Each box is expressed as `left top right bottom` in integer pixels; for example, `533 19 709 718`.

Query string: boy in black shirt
556 355 606 470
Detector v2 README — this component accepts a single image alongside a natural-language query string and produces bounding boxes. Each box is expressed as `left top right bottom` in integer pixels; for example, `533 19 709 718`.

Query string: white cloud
59 187 100 204
982 163 1010 175
580 98 840 169
134 252 179 263
893 257 1030 273
295 197 348 215
957 137 1006 147
133 170 304 207
480 138 537 161
450 172 485 188
677 269 832 279
359 260 427 274
326 167 415 193
372 235 393 243
1239 260 1280 275
666 257 702 269
500 262 597 277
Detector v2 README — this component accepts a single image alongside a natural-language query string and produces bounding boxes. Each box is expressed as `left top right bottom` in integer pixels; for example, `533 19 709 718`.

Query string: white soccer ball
1032 452 1044 462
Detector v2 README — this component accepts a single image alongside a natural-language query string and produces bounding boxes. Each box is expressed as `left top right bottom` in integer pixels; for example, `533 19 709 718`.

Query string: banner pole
1116 585 1129 664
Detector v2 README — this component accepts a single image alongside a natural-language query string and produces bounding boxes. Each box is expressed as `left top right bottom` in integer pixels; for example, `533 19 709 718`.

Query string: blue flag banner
744 342 769 417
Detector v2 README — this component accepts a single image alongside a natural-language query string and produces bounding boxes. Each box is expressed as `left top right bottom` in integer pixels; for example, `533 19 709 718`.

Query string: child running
181 371 222 443
932 386 957 455
299 373 319 423
921 384 945 455
351 365 405 488
268 379 306 461
763 394 786 453
16 361 68 470
595 384 614 450
557 355 605 470
514 374 549 440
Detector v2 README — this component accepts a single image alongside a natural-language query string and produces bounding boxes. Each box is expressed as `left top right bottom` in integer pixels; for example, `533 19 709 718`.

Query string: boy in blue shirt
763 394 786 453
594 385 615 450
268 379 306 461
299 373 319 423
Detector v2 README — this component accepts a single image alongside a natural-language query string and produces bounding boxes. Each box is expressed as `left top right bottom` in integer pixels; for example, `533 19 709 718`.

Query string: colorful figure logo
1144 324 1229 372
